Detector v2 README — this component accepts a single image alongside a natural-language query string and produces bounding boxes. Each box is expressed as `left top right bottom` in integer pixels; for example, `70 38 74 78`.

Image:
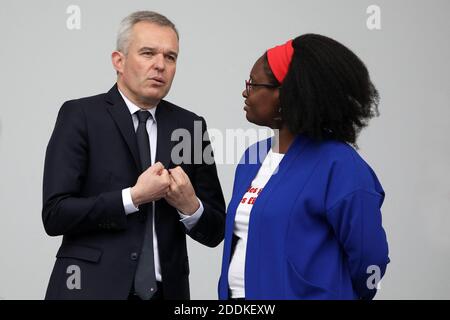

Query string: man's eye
166 55 176 62
142 51 154 56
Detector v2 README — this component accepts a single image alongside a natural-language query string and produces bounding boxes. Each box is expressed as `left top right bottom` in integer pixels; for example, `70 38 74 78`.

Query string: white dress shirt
118 89 204 282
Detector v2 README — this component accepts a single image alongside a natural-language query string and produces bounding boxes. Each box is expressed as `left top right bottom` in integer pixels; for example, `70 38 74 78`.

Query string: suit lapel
105 85 141 171
154 100 178 169
154 101 178 227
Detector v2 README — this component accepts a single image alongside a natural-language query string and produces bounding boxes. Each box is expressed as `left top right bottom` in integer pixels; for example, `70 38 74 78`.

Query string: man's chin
146 85 164 94
141 90 167 104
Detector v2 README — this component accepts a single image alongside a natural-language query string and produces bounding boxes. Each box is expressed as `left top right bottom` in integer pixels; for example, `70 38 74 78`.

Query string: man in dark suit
42 11 226 300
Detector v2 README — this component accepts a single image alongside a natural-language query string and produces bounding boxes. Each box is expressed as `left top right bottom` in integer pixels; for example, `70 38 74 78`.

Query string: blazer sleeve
185 117 226 247
42 102 127 236
326 189 390 300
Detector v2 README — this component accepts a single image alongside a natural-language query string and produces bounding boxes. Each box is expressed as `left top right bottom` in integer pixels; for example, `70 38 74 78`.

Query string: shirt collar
118 88 157 121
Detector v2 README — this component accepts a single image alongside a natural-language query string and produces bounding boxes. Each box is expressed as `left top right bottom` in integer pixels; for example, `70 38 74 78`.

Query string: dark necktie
133 110 157 300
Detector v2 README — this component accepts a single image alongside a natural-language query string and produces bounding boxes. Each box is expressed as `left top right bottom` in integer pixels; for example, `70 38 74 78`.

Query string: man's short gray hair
116 11 179 55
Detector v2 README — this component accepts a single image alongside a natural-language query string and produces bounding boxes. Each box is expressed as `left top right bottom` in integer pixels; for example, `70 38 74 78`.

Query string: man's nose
153 53 165 71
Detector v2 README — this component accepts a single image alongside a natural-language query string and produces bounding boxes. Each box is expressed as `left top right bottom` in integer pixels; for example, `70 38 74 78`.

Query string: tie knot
136 110 152 124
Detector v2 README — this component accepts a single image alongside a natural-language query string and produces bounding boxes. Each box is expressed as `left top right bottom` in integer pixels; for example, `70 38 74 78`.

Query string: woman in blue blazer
219 34 389 300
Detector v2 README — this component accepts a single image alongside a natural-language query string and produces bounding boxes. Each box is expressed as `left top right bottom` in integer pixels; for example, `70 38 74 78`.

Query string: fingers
150 162 165 174
160 169 171 187
155 171 171 200
167 171 177 197
173 165 187 177
160 168 169 178
166 167 182 198
169 166 187 186
168 173 177 188
156 167 190 202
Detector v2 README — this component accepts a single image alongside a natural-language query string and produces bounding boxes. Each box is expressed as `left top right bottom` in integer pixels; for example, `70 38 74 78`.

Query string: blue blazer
219 135 389 300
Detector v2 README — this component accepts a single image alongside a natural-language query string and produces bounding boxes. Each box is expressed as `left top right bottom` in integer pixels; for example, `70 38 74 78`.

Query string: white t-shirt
228 149 285 298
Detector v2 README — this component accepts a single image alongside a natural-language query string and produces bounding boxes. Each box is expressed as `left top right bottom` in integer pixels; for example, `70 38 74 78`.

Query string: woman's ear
273 105 283 122
275 87 280 100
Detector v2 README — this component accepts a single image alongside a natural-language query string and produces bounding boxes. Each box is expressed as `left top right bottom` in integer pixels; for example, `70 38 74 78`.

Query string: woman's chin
245 113 259 126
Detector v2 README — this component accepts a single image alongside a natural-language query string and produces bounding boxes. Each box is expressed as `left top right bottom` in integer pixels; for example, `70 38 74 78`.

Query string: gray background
1 0 449 299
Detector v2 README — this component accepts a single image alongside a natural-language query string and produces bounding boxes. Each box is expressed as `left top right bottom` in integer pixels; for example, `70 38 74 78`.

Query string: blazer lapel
252 134 311 209
153 101 178 226
235 137 272 203
154 100 178 169
222 138 271 270
105 84 141 171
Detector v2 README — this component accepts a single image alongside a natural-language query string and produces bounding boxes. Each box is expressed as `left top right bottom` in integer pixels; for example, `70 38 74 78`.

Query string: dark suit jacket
42 84 226 299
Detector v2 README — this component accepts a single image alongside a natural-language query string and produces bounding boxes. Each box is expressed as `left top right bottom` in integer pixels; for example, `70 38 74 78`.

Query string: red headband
266 39 294 83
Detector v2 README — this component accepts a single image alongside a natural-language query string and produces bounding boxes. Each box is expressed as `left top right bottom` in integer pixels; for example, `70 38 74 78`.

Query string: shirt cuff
122 187 139 215
178 198 204 230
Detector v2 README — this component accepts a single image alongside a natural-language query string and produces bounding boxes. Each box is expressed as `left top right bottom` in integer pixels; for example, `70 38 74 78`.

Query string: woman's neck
272 127 296 154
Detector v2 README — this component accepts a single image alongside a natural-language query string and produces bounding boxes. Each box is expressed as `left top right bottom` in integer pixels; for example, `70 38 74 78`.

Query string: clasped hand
130 162 199 215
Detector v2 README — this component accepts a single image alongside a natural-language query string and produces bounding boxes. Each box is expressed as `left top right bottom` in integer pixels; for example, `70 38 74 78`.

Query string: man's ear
111 51 125 74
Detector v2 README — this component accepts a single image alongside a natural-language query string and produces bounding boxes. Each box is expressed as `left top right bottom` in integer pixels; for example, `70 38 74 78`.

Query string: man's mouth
148 76 165 84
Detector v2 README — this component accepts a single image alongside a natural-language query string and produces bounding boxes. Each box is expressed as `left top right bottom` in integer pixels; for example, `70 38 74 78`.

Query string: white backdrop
0 0 449 299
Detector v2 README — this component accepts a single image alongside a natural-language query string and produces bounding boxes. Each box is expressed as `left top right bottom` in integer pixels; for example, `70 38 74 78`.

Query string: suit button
131 252 138 260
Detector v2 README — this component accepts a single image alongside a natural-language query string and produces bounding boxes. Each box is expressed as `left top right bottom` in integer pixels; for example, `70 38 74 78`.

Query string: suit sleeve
185 117 226 247
326 189 390 300
42 102 127 236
